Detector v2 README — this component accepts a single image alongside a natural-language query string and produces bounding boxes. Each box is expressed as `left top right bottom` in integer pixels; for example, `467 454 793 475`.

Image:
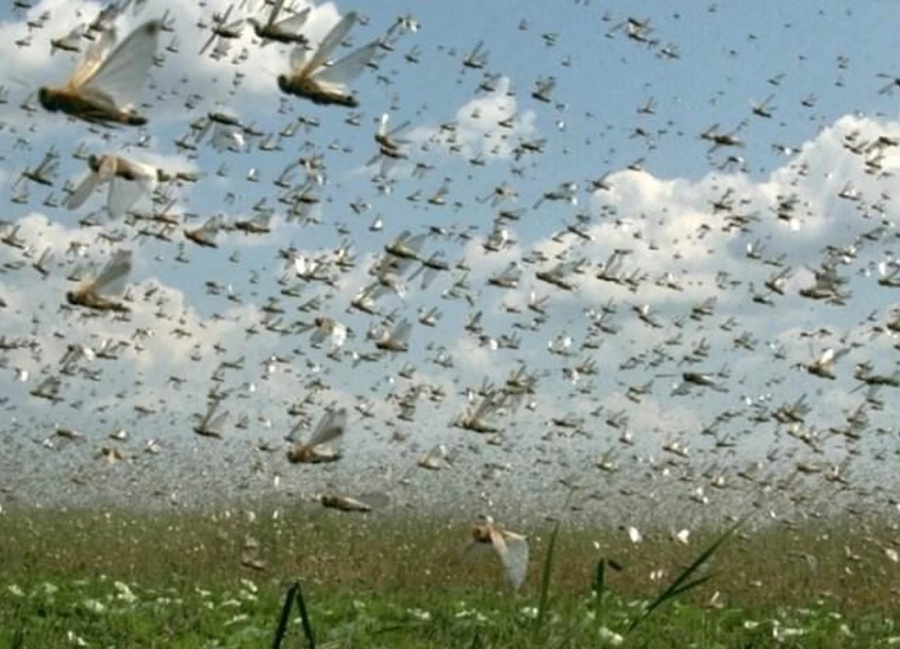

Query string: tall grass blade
593 558 622 625
594 558 606 617
627 515 747 634
534 517 561 633
534 486 581 634
666 575 710 600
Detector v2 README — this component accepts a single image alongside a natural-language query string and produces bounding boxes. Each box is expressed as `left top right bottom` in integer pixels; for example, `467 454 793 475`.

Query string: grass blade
627 515 747 634
594 558 606 617
666 575 711 600
593 557 623 621
534 517 561 633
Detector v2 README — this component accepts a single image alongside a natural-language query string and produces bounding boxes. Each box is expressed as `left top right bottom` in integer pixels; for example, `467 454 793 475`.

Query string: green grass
2 507 899 647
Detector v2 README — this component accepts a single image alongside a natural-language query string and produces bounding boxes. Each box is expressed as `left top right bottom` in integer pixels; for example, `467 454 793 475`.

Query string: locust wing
66 156 116 211
71 20 162 111
307 407 347 449
83 249 133 297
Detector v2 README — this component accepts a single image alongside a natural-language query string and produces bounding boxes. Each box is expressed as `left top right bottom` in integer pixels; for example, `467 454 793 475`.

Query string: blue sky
0 0 898 525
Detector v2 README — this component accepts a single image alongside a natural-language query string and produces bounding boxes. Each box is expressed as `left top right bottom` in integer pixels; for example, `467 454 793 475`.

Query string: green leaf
627 514 749 634
534 517 562 633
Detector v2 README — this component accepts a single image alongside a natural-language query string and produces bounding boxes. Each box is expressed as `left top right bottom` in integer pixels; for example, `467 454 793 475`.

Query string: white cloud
408 77 538 160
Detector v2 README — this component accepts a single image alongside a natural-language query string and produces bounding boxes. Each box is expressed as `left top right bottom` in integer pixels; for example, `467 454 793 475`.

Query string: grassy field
2 506 899 647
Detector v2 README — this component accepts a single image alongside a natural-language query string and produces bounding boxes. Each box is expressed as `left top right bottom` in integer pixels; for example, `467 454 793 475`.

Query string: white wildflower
406 607 431 621
82 598 106 614
598 626 624 646
114 581 137 604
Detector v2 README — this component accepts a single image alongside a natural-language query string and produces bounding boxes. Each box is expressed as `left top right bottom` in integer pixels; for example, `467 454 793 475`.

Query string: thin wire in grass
272 581 316 649
626 514 750 635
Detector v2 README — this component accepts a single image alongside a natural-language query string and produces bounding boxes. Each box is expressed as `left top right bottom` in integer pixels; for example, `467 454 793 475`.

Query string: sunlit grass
2 506 898 647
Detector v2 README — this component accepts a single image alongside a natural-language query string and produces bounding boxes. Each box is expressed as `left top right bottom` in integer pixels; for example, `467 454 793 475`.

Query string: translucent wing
357 491 389 509
78 20 162 110
285 416 307 443
405 232 428 254
67 156 117 211
306 11 358 72
472 394 498 420
388 228 411 246
265 0 286 25
500 531 529 589
390 319 412 345
387 120 412 143
108 175 152 219
197 401 229 435
313 40 381 86
71 27 118 87
66 173 100 211
377 113 412 146
419 443 449 469
309 326 329 346
275 6 310 33
205 409 230 433
107 160 157 218
308 407 347 447
190 216 223 245
460 537 494 564
55 23 86 51
501 263 522 283
42 156 60 178
288 42 310 71
90 249 133 296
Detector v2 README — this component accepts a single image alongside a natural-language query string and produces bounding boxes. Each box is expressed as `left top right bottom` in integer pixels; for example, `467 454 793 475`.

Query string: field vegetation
2 506 899 647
